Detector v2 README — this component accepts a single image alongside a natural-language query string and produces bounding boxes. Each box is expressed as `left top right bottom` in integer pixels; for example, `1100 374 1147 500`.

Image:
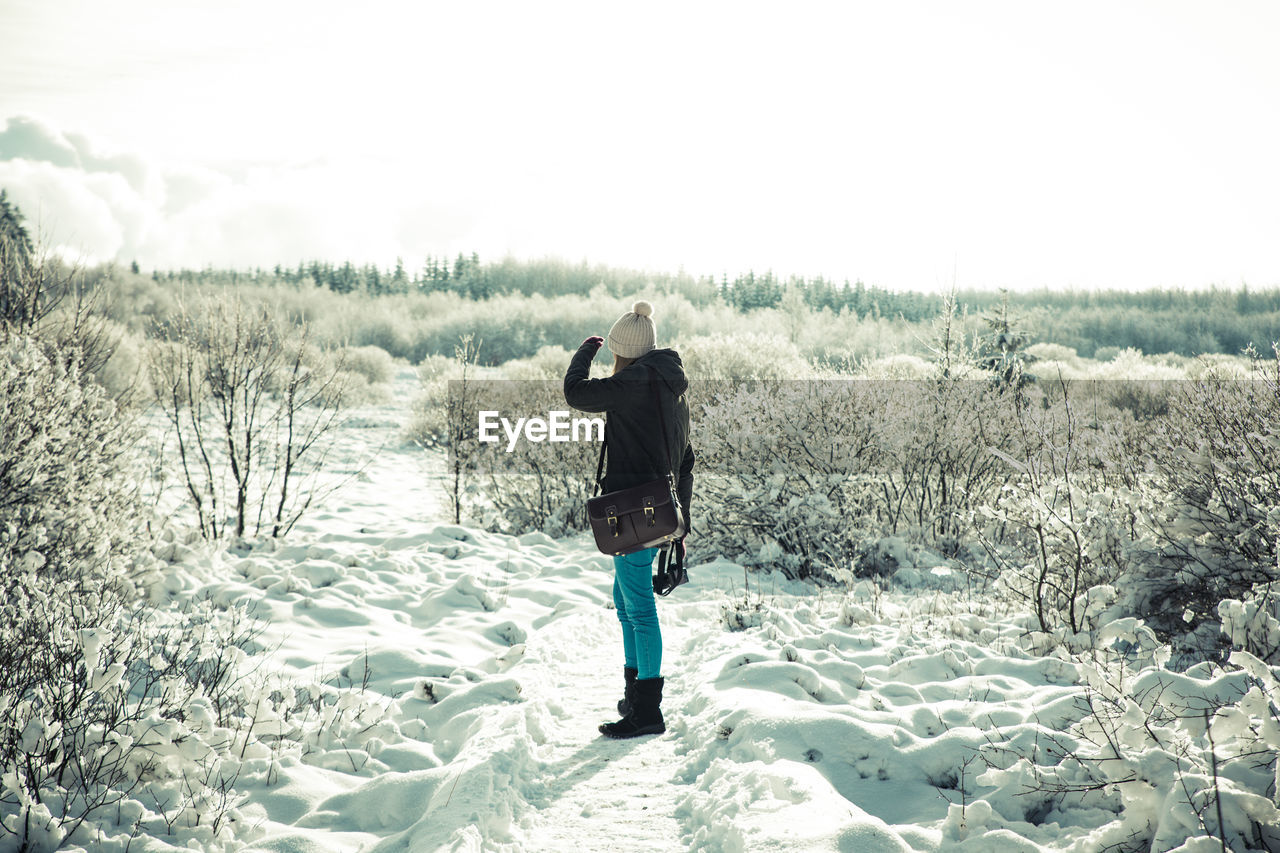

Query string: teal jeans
613 547 661 679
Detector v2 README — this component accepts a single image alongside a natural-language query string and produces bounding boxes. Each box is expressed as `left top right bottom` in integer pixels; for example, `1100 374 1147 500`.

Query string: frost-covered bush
498 345 576 380
1220 588 1280 665
662 332 814 380
328 370 389 407
978 623 1280 851
695 380 885 580
408 384 448 449
801 312 922 366
696 377 1023 580
413 293 625 366
417 352 454 382
1093 345 1122 363
349 311 419 362
877 378 1023 548
406 343 491 450
91 322 152 403
1104 378 1171 420
0 593 267 851
340 344 395 386
0 335 142 585
0 335 270 849
406 355 462 447
968 355 1280 656
1089 347 1187 381
854 353 939 379
1187 353 1253 380
1024 342 1079 364
1120 347 1280 644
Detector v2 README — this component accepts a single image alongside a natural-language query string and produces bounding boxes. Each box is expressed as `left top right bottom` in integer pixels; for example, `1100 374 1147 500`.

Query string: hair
612 354 635 375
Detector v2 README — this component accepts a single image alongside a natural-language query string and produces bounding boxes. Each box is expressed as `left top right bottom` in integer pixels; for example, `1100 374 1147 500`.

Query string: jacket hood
629 348 688 396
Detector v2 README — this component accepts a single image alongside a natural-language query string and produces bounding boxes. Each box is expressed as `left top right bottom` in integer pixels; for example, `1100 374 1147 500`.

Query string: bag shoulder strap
657 540 684 574
648 367 676 485
592 435 607 497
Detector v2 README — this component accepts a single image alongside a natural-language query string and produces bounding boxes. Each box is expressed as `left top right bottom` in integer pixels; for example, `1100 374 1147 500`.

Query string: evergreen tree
391 257 408 294
1 189 36 331
1 189 34 264
330 261 358 294
365 263 383 296
977 289 1032 386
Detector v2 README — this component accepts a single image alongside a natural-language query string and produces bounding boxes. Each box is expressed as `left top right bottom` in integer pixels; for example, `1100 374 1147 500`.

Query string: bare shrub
970 379 1149 634
443 335 483 525
464 380 600 536
877 378 1023 549
147 293 349 539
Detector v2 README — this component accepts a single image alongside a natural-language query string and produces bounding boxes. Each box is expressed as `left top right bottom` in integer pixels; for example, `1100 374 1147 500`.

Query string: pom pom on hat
608 301 657 358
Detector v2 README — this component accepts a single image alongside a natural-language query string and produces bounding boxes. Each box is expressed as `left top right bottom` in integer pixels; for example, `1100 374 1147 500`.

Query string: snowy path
518 608 690 851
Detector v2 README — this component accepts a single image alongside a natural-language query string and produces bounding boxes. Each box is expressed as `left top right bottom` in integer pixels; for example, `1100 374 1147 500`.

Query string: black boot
617 667 638 717
599 677 665 739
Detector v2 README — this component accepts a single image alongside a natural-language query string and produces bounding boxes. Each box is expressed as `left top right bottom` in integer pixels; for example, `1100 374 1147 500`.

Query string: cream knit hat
607 301 657 358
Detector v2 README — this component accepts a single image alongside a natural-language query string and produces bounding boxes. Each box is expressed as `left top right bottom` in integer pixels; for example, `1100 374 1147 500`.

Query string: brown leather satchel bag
585 370 686 557
586 474 685 556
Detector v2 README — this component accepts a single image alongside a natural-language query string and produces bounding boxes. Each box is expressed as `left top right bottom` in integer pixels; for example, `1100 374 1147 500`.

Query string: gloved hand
581 335 604 352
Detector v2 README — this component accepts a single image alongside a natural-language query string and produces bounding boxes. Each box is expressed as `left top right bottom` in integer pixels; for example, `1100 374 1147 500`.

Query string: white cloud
0 159 129 264
0 115 483 270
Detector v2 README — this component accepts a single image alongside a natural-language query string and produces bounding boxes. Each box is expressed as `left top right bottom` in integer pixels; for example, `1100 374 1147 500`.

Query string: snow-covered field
65 366 1278 852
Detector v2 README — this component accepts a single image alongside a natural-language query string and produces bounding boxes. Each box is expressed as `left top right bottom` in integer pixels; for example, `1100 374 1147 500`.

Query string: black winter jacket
563 344 695 532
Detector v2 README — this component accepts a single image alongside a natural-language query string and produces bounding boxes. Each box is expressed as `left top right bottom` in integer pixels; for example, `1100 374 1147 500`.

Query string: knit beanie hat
607 301 657 358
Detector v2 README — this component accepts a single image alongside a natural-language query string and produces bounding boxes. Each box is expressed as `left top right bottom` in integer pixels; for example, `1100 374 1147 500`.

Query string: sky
1 0 1277 291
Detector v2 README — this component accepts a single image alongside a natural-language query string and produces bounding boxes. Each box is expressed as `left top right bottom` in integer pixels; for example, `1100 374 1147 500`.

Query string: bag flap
586 480 677 520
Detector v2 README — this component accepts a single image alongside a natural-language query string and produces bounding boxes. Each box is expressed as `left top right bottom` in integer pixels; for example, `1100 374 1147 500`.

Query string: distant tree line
6 175 1276 359
956 286 1280 358
149 256 943 320
140 249 1279 357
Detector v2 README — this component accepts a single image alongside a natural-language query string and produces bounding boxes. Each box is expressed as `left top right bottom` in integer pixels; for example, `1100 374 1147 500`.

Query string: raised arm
563 338 629 413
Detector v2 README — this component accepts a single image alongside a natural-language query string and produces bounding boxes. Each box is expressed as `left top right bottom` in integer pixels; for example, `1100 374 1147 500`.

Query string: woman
564 300 694 739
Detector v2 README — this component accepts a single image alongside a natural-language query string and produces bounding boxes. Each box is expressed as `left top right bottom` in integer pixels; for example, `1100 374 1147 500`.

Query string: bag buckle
643 496 655 526
606 506 618 537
